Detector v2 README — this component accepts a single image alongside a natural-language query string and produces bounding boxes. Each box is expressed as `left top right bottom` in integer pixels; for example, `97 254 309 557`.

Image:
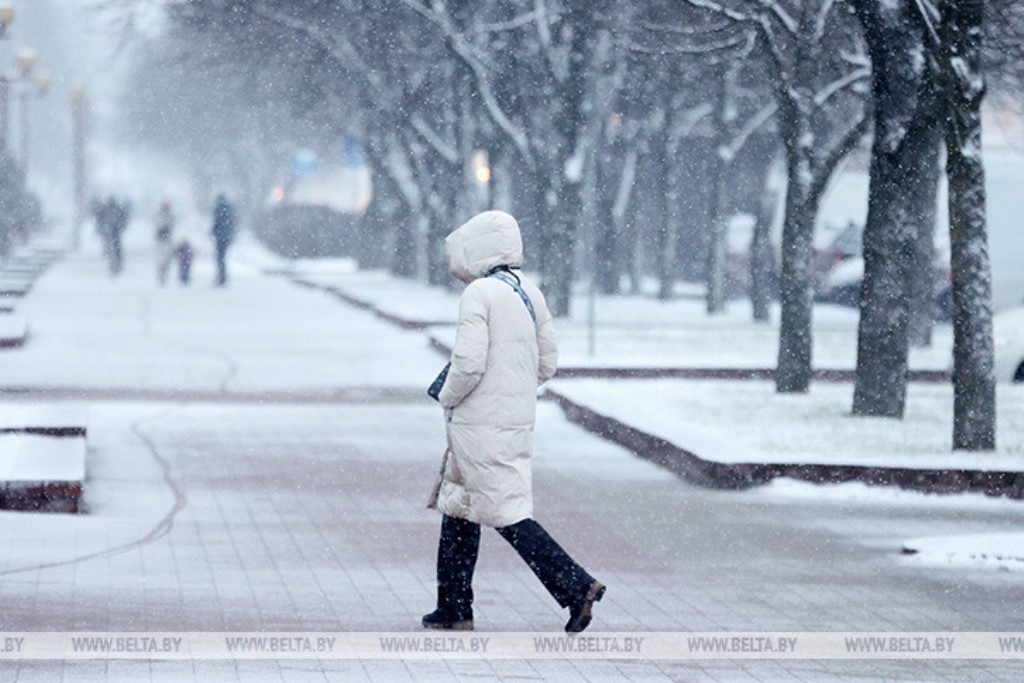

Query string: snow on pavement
2 229 1023 681
0 229 441 396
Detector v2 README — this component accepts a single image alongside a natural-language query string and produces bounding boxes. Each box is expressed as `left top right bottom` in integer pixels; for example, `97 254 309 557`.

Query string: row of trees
120 0 1022 450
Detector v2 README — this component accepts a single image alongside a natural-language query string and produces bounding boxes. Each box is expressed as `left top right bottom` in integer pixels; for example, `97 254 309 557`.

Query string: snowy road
1 234 1022 681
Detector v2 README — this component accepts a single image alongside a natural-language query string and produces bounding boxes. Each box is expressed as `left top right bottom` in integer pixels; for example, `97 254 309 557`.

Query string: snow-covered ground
283 245 1024 585
901 532 1024 573
2 224 1023 682
752 479 1024 575
548 378 1024 470
291 264 956 371
0 226 441 396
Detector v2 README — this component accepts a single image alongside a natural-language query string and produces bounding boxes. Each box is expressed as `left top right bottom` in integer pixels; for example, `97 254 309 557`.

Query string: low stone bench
0 315 27 348
0 434 86 513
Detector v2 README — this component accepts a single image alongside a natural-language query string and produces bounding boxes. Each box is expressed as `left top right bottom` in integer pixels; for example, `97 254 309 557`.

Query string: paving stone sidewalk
1 242 1022 681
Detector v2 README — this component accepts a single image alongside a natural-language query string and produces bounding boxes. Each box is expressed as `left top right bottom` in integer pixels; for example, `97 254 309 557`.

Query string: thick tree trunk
551 177 582 316
539 9 591 318
941 0 996 450
536 169 575 317
852 0 940 417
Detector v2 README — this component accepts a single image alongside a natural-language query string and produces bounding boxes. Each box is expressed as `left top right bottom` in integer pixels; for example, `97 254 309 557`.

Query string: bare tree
851 0 943 418
940 0 996 450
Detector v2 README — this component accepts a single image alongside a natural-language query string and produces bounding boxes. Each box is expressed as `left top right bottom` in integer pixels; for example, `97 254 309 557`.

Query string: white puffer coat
433 211 558 528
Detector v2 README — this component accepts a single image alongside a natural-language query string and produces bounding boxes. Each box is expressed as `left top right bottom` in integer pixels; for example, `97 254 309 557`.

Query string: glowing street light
0 4 13 39
35 70 51 95
472 149 490 184
15 48 36 77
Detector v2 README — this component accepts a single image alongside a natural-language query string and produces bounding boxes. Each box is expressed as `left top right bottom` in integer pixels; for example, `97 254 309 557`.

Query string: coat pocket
436 479 471 519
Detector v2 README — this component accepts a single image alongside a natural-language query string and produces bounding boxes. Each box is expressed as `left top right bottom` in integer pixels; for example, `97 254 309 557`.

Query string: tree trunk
907 132 942 348
540 10 591 318
653 125 678 301
773 6 819 397
941 0 996 450
705 152 728 314
594 138 621 295
852 0 940 417
750 163 780 322
705 69 731 315
774 123 816 393
539 192 577 318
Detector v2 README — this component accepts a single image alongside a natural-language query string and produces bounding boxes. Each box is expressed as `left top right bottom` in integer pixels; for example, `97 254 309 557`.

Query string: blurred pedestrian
423 211 605 634
110 197 131 274
175 238 194 285
210 194 237 286
91 197 113 269
95 196 129 277
154 199 175 285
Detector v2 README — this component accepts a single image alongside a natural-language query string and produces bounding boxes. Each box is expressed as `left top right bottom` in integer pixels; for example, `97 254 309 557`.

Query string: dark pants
435 514 595 617
215 243 229 285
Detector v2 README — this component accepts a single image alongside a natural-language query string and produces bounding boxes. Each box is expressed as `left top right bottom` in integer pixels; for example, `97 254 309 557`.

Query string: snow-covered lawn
290 263 955 371
548 378 1024 470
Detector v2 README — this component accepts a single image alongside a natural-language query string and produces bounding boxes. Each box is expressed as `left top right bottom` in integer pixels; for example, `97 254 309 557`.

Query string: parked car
815 255 863 308
994 304 1024 383
813 221 862 289
814 221 952 320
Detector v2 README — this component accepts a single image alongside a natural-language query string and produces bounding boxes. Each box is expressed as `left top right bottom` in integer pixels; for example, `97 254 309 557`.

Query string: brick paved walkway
2 399 1022 681
1 244 1022 681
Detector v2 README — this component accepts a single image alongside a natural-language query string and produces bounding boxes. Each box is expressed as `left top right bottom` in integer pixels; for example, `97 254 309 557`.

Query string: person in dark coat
210 194 237 286
91 198 113 270
96 196 130 277
176 239 194 285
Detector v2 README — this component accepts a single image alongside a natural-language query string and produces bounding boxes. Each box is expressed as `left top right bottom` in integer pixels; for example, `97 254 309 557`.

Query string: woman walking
424 210 604 634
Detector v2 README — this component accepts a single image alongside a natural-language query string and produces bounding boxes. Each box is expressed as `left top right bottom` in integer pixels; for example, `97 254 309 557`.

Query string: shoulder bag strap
488 271 537 324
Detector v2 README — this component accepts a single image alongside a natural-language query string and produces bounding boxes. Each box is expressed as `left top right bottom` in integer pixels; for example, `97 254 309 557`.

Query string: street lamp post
13 48 47 171
71 85 89 249
0 4 13 153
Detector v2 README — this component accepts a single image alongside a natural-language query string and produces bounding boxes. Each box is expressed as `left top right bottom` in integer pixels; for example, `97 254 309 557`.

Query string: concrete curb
284 271 1016 498
547 388 1024 500
292 277 450 331
429 334 950 383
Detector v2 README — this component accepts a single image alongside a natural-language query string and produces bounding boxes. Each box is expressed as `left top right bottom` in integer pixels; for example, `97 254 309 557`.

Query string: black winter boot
422 608 474 631
565 581 605 634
